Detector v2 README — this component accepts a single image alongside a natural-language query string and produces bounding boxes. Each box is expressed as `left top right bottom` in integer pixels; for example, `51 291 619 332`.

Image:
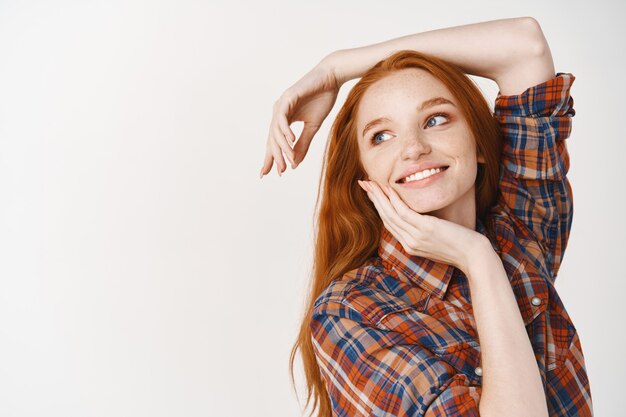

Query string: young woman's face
356 68 485 218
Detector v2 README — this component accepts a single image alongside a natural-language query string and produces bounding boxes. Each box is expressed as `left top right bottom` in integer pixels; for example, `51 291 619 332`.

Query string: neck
426 185 477 230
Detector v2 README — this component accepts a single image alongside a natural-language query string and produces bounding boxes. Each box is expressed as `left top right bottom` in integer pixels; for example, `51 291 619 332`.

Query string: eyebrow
361 96 456 137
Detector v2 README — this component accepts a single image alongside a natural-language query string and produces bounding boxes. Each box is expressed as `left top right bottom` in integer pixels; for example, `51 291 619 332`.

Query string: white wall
0 0 623 416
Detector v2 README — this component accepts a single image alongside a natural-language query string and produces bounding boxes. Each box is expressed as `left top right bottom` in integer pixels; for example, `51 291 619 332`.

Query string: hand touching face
358 179 485 275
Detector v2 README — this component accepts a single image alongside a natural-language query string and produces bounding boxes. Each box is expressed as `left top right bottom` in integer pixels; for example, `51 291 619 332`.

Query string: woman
261 17 592 417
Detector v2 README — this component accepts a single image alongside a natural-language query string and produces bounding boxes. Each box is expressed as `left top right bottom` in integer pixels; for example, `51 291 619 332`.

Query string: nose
399 131 431 160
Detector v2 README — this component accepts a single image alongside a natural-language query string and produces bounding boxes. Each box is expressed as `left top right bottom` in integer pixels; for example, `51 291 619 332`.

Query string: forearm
466 243 549 417
324 17 548 91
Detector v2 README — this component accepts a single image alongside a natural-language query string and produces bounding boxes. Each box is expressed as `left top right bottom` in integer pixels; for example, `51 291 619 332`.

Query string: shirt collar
377 217 486 300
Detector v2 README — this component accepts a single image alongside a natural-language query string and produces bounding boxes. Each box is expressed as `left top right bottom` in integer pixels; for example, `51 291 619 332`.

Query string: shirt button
474 367 482 376
531 296 542 306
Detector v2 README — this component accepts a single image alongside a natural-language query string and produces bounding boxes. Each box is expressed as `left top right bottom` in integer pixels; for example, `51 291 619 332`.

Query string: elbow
515 16 551 58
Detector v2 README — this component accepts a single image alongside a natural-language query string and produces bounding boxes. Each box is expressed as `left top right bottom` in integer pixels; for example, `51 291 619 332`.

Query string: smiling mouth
397 166 449 184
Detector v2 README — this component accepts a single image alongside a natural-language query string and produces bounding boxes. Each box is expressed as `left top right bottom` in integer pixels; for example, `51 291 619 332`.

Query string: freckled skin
356 68 486 228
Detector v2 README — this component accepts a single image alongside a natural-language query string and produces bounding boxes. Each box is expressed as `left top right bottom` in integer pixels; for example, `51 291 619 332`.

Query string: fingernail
259 168 264 179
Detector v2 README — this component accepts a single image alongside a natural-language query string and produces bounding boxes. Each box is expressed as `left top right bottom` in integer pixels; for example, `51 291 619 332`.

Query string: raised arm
325 16 555 96
260 16 557 178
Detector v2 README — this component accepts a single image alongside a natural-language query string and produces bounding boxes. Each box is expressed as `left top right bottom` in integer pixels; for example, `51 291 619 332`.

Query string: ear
477 149 486 164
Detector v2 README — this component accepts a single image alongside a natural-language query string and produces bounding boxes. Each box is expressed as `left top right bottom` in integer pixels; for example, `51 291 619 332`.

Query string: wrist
323 45 388 86
324 45 392 85
319 51 345 86
460 234 498 277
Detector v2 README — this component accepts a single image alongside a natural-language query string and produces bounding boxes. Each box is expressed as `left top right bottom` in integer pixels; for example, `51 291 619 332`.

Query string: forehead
357 69 455 124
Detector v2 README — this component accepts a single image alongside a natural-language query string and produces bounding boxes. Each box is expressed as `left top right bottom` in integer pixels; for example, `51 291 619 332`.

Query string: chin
400 185 448 208
406 197 449 216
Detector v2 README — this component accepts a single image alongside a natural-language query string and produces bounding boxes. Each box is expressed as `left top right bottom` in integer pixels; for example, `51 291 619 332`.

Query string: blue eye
368 112 450 146
371 131 392 145
426 113 448 128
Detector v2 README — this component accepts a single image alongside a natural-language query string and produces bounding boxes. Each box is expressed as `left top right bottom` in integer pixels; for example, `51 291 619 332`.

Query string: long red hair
288 50 503 417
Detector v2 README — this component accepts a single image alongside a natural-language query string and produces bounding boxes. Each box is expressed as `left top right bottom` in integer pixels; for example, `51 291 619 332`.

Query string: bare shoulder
494 17 557 96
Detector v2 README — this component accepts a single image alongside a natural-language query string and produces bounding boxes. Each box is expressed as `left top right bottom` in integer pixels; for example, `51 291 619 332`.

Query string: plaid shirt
310 73 593 416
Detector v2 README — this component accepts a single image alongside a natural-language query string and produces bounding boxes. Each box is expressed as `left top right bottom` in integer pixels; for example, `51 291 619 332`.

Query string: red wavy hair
288 50 503 417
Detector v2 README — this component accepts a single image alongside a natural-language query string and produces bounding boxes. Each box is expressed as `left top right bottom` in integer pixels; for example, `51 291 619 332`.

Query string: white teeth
404 167 443 183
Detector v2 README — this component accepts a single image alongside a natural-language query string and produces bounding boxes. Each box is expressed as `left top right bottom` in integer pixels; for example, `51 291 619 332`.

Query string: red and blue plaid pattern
310 73 593 416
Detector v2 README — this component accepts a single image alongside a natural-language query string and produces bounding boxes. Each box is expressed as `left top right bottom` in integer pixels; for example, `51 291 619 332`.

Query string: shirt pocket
377 305 477 353
378 303 484 382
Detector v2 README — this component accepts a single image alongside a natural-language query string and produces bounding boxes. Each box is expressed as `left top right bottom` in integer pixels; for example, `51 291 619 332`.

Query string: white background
0 0 623 416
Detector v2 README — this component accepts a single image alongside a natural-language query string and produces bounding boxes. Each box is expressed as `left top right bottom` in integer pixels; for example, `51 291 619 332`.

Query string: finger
292 124 319 168
366 183 407 235
272 123 295 168
364 181 416 247
379 185 431 253
268 134 286 176
384 185 426 228
277 113 296 146
365 188 412 251
260 140 274 178
274 96 297 149
367 182 411 230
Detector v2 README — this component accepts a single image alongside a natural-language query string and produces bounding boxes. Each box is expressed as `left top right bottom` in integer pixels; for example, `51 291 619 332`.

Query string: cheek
450 144 479 183
358 150 371 178
461 161 479 187
453 137 479 166
361 153 393 181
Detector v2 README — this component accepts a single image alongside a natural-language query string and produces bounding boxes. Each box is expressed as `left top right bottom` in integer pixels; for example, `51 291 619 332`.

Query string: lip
398 166 448 189
395 162 450 183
